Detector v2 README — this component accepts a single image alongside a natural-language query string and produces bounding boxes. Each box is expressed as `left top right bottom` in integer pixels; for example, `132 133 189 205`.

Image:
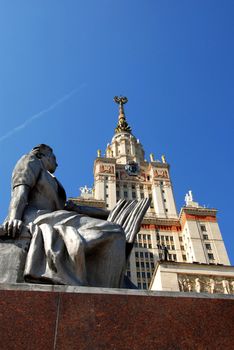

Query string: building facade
76 96 230 291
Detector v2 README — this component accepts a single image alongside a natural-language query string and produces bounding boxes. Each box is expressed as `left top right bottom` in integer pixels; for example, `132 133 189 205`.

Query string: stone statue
1 144 150 288
185 190 193 206
161 244 169 261
186 278 192 292
195 278 201 293
222 280 230 294
231 281 234 293
209 278 215 294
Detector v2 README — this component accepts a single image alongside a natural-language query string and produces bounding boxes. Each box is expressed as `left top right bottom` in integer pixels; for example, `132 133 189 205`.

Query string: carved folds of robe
12 154 126 287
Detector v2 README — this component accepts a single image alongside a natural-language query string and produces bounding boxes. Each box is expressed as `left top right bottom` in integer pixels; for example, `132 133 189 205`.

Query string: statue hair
31 144 53 159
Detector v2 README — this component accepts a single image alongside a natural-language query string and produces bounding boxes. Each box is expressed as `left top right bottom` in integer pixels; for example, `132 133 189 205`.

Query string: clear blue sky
0 1 233 263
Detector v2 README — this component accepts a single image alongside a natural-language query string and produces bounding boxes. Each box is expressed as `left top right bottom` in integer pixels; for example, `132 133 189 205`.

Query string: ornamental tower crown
105 96 145 164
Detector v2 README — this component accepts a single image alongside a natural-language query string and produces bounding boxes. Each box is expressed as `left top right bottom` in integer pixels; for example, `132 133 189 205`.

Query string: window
106 204 109 208
105 176 108 180
171 245 175 250
164 199 166 202
132 184 135 189
137 272 140 278
140 193 144 199
170 236 174 241
165 209 168 212
116 191 119 197
165 236 169 241
151 262 155 268
200 225 207 232
208 253 214 260
173 254 177 261
147 235 151 239
143 283 147 289
150 253 154 259
179 237 183 242
182 255 187 261
162 190 165 193
181 245 185 251
142 272 145 278
144 244 147 248
167 245 170 250
106 194 109 198
138 243 142 247
105 185 108 189
140 185 143 190
138 283 141 288
161 235 164 241
132 192 136 199
205 244 212 250
145 252 148 258
141 262 144 267
143 234 146 239
123 183 127 188
147 176 150 181
136 262 139 267
147 272 151 278
116 172 119 179
146 262 150 268
160 181 164 185
140 252 143 258
135 252 139 258
148 244 152 248
124 191 128 198
203 234 208 240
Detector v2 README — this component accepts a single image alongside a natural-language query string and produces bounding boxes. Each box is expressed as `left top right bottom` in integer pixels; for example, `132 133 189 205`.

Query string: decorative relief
119 170 146 181
154 169 168 179
99 164 114 174
178 274 234 295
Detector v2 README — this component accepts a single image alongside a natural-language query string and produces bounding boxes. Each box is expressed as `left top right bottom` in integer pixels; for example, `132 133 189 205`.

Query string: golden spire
114 96 132 134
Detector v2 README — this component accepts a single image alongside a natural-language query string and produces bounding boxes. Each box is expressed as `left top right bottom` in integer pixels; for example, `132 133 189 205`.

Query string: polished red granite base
0 286 233 350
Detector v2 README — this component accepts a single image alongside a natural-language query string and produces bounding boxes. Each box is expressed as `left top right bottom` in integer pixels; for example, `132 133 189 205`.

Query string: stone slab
0 284 233 349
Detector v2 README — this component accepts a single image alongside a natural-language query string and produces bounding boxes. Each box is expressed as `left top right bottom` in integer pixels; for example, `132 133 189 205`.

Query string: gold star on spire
114 96 132 134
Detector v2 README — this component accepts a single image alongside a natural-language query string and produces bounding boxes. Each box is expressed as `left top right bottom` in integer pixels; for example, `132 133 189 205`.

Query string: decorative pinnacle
114 96 132 134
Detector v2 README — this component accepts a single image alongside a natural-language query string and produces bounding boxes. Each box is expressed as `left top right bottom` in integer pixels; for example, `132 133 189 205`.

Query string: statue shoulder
14 153 41 169
12 153 42 189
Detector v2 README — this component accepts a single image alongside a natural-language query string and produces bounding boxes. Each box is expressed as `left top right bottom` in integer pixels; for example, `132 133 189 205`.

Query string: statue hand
3 219 23 238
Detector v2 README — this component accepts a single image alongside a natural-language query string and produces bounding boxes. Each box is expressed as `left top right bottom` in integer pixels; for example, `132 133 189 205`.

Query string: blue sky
0 1 233 263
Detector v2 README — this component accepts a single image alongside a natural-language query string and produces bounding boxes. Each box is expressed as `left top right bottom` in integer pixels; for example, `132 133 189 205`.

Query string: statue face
41 151 58 173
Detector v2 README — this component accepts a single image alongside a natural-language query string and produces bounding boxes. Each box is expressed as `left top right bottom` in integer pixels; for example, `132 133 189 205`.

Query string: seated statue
1 144 150 288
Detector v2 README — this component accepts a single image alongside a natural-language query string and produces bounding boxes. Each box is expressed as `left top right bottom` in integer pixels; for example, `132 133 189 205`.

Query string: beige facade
74 97 231 290
150 261 234 295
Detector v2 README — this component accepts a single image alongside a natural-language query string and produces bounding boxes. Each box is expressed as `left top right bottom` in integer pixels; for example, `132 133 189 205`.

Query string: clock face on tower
125 161 140 176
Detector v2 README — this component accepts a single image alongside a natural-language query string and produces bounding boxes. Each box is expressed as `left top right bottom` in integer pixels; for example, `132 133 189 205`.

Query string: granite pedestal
0 284 233 350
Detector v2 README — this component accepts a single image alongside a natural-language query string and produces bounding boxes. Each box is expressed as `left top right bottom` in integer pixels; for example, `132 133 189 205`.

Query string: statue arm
65 200 110 220
3 185 30 237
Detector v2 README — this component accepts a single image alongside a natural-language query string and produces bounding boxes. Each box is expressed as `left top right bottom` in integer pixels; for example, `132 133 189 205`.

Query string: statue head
31 144 57 173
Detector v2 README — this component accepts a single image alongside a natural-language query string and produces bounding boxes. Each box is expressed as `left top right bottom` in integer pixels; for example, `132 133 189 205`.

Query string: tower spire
114 96 132 134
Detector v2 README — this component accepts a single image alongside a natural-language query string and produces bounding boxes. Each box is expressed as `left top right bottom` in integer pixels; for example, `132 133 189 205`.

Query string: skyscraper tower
91 96 230 289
